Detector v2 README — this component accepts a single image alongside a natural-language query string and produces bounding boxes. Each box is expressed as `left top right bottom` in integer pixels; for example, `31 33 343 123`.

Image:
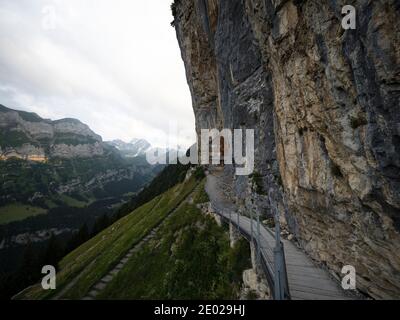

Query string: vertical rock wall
173 0 400 299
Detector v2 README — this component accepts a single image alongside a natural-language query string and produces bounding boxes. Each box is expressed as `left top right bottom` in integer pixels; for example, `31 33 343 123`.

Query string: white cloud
0 0 195 148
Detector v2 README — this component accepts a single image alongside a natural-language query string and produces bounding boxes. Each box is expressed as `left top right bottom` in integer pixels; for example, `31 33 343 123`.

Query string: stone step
94 282 107 291
102 275 114 283
109 269 119 275
120 257 129 264
88 289 99 297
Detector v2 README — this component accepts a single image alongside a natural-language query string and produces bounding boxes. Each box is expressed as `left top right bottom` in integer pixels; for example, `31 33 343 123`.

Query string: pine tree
18 240 40 287
92 214 110 236
66 223 89 253
78 223 90 243
43 233 63 270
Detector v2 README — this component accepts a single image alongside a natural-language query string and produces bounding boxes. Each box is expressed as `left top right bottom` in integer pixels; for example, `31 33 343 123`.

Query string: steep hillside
15 172 252 300
0 105 161 210
172 0 400 299
0 106 163 299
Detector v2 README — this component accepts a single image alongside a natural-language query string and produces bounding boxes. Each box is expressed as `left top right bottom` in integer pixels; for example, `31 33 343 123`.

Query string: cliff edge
172 0 400 299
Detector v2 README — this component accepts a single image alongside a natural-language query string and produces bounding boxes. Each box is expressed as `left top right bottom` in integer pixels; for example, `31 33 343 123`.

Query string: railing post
271 190 290 300
274 240 289 300
250 209 254 244
256 210 261 267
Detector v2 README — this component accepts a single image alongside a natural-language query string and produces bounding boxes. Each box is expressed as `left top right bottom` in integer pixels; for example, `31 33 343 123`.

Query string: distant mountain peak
105 138 151 158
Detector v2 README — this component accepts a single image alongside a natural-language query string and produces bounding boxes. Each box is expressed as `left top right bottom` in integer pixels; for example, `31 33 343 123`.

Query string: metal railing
211 203 290 300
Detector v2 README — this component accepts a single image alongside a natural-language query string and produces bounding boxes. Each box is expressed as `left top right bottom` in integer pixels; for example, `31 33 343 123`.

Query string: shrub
193 166 206 180
249 171 266 195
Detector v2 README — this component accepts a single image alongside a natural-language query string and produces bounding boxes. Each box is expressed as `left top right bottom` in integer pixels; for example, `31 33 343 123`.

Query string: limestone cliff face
0 105 104 160
173 0 400 298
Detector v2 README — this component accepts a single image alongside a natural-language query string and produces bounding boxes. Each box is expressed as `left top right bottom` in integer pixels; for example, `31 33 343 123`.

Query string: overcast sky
0 0 195 148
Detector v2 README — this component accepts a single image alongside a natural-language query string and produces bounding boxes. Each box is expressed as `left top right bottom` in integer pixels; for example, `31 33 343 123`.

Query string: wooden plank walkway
206 173 353 300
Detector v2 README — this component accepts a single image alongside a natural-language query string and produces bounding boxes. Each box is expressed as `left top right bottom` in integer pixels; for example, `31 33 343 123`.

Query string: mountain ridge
0 104 105 161
105 138 151 158
0 104 163 212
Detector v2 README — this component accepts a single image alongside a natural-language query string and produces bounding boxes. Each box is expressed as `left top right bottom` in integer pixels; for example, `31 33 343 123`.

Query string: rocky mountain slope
172 0 400 299
0 105 161 207
0 106 163 298
0 104 106 160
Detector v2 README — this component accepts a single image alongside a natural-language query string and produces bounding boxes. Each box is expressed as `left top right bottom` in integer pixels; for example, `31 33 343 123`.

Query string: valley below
0 105 163 298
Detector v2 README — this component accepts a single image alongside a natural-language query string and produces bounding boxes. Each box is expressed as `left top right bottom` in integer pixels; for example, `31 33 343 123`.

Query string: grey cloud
0 0 195 148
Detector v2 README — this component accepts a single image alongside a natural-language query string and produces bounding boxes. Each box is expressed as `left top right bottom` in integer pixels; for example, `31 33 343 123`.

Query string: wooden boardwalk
206 173 353 300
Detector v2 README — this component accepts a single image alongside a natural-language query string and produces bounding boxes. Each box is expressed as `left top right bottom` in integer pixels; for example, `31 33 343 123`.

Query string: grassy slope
97 185 250 300
15 176 198 300
16 174 251 300
0 204 47 225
